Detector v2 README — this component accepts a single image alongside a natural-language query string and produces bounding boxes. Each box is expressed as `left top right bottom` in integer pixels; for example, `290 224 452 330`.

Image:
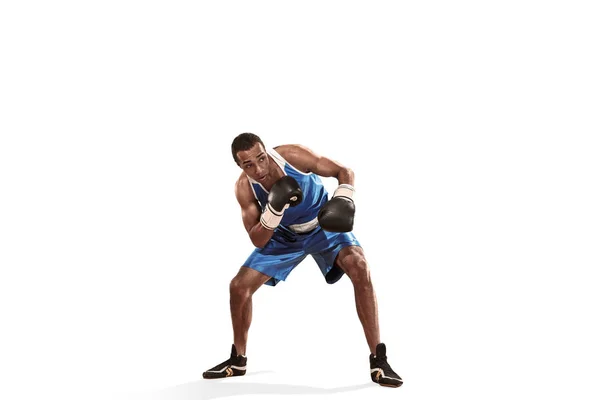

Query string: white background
1 1 599 400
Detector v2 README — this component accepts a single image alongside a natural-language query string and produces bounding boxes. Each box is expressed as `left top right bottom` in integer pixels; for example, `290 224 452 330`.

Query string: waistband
287 216 319 233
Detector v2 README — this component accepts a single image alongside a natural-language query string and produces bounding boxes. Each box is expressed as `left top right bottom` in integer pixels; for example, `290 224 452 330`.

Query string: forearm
337 167 354 186
249 223 274 248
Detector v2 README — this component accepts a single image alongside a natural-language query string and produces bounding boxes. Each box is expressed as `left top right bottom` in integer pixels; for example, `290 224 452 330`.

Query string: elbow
250 233 269 249
249 222 273 248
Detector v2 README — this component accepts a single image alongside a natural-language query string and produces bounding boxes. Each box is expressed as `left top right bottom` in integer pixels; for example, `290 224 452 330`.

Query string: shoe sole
203 370 246 379
378 382 403 388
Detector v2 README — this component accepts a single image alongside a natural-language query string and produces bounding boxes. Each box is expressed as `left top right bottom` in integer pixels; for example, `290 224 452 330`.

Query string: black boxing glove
318 184 355 232
260 176 303 230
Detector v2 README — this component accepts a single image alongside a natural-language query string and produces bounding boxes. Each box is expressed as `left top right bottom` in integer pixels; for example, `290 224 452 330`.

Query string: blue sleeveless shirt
246 148 329 233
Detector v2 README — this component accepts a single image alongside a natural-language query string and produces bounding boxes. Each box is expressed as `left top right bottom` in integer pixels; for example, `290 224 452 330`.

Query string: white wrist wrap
260 203 288 230
333 184 355 200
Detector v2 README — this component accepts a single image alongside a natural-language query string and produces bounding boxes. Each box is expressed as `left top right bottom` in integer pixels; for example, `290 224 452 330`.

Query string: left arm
275 144 354 186
278 144 356 232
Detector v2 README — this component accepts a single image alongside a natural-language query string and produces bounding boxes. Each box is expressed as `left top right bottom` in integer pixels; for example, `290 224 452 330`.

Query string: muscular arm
275 144 355 186
235 175 274 248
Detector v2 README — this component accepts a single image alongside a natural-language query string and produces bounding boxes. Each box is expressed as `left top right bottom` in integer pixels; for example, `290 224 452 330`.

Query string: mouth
258 175 267 181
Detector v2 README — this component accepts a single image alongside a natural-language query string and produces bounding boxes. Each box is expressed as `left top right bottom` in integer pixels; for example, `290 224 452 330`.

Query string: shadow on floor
129 371 372 400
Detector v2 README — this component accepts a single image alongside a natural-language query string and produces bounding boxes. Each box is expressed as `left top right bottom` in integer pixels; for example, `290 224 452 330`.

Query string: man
202 133 402 388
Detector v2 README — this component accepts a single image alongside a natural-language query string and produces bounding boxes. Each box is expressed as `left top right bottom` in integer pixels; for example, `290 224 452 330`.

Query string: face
237 142 270 183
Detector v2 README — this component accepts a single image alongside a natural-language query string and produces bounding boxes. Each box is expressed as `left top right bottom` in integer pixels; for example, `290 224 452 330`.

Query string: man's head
232 133 270 182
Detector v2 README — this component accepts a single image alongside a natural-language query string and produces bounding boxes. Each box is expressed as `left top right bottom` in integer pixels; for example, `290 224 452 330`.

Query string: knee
344 255 371 286
230 277 251 300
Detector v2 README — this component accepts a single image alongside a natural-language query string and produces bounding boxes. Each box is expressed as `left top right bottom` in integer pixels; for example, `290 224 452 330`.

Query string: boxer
202 133 402 388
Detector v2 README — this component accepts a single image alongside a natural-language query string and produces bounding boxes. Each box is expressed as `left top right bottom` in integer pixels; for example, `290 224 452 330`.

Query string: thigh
243 247 308 286
232 266 273 293
307 229 361 284
306 229 360 257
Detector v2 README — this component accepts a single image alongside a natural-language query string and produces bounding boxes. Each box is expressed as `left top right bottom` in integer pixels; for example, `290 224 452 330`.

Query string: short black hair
231 133 265 164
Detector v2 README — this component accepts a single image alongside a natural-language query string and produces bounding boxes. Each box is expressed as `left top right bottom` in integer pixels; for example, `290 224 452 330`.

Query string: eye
245 164 252 169
259 157 265 162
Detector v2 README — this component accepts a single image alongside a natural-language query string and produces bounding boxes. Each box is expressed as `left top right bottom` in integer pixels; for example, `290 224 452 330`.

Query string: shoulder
234 172 255 205
274 144 312 158
273 144 319 173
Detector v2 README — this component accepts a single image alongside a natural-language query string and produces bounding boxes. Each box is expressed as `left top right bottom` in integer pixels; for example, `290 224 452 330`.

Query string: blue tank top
247 148 329 232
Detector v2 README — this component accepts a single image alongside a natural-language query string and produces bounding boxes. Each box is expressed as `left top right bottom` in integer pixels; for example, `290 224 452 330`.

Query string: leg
334 245 403 388
334 246 380 354
204 264 289 379
230 266 271 355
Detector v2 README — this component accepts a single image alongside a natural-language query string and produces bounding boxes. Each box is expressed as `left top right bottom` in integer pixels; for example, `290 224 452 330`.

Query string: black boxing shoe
369 343 403 388
203 344 247 379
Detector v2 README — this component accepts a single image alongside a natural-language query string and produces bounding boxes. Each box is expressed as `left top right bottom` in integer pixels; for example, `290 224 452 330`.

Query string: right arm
235 175 275 248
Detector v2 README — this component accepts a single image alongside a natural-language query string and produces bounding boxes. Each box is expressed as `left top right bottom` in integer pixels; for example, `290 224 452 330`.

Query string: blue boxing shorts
243 226 361 286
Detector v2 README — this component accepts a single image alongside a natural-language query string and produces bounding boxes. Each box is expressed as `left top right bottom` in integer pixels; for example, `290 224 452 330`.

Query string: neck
263 159 285 190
